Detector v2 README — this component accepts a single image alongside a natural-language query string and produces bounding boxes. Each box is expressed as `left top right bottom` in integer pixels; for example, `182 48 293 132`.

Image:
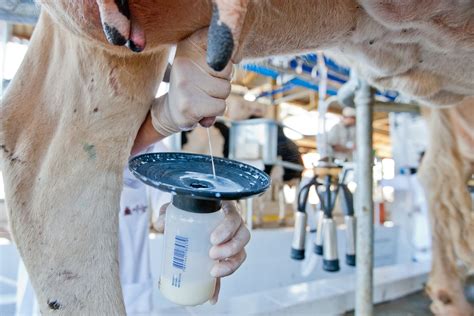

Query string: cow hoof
429 289 474 316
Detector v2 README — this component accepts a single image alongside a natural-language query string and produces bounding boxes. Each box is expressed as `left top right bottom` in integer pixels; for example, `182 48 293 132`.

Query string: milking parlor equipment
228 118 304 228
129 152 270 306
290 162 356 272
296 72 375 315
289 70 357 272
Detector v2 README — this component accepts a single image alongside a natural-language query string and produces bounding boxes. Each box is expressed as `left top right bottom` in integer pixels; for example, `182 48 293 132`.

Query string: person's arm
131 111 166 156
326 124 340 146
332 144 353 154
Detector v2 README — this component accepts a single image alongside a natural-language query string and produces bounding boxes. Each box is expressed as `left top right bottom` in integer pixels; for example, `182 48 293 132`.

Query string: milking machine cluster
291 162 356 272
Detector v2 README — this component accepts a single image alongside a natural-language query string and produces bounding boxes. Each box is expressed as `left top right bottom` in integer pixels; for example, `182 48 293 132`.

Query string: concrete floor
346 276 474 316
359 290 432 316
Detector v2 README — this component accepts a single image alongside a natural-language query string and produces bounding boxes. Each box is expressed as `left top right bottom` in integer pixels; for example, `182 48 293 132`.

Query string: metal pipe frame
355 80 375 316
0 0 39 25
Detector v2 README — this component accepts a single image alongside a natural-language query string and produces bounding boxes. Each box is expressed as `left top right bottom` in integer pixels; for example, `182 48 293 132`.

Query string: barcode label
172 235 189 271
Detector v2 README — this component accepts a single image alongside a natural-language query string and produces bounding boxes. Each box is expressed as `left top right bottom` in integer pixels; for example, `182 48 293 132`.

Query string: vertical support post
271 77 281 120
0 21 10 96
355 80 375 316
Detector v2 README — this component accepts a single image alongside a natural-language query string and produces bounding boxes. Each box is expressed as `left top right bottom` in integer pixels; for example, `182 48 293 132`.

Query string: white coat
327 121 356 161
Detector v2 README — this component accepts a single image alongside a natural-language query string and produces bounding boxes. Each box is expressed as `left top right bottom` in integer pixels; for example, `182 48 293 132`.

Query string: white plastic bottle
160 196 224 306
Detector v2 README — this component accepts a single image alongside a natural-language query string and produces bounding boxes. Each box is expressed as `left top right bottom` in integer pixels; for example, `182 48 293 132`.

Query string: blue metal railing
242 54 398 102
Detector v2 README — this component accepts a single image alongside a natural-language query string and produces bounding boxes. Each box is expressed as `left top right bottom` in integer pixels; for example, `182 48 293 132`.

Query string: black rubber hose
297 179 317 213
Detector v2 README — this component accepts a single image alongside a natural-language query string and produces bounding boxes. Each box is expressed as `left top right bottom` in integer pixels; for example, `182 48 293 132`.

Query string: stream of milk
207 128 216 179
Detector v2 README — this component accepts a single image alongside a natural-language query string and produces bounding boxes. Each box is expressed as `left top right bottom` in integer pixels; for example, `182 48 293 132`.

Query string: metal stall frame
355 80 375 316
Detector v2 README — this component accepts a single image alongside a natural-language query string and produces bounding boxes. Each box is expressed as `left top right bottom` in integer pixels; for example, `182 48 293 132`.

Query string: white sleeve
148 187 172 213
327 124 341 145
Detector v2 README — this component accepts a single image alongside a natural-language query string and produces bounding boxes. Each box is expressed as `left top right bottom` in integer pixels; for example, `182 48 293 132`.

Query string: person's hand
150 29 233 137
208 201 249 304
150 202 167 233
131 28 233 155
152 201 250 305
346 141 355 151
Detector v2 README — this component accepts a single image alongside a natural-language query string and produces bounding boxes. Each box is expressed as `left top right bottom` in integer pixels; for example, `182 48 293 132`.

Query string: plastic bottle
159 196 224 306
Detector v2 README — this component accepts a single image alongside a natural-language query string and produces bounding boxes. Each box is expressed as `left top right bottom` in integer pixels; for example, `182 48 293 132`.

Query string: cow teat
207 4 234 71
126 39 143 53
96 0 146 53
206 0 249 71
102 23 128 46
47 299 62 310
96 0 131 45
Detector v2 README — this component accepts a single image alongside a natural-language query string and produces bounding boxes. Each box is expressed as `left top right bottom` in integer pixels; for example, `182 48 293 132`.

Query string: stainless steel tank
322 217 340 272
314 210 325 255
290 211 307 260
229 119 278 164
345 215 356 266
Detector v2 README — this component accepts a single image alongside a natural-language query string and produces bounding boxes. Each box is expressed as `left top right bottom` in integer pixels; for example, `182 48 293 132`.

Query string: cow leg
426 242 473 316
0 12 168 314
419 107 474 316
